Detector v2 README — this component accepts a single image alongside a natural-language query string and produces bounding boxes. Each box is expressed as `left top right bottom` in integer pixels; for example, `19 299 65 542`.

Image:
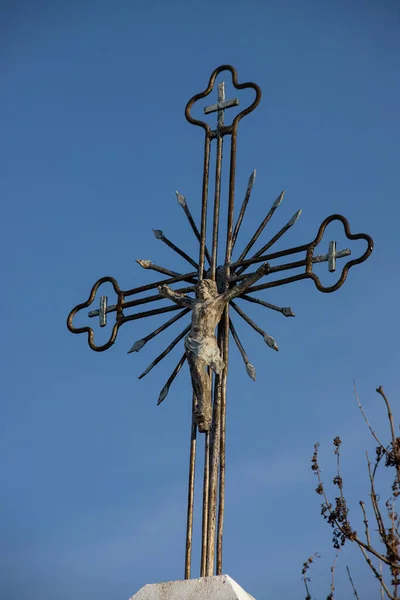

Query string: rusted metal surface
176 191 212 265
153 229 199 270
209 83 227 280
216 310 229 576
235 190 285 268
231 301 279 352
229 318 256 380
128 308 190 354
185 65 261 280
136 259 189 280
138 325 191 380
244 214 373 294
232 169 256 251
185 394 197 580
157 353 186 405
67 65 374 581
241 294 295 318
200 428 210 577
205 326 223 577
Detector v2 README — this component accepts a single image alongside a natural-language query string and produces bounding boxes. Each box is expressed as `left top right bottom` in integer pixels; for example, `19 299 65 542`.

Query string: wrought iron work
67 65 373 579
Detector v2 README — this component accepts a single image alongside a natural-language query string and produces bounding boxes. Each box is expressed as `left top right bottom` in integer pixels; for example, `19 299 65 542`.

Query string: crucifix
67 65 373 582
204 81 239 130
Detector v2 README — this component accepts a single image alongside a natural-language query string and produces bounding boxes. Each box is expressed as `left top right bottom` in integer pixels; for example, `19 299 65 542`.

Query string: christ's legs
187 353 212 433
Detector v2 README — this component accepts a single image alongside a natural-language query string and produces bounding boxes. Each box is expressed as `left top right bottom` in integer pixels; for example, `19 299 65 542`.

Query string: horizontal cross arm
230 247 351 280
88 286 195 318
204 97 239 114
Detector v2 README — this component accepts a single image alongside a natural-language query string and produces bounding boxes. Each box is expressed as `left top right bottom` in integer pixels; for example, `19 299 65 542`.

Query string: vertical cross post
191 81 241 578
99 295 108 327
183 66 263 579
328 240 337 272
204 83 239 278
204 82 239 132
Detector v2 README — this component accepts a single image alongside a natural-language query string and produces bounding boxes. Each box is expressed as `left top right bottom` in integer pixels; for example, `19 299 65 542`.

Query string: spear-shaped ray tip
157 384 169 405
246 362 256 381
263 333 279 352
272 190 285 209
138 365 152 380
282 307 295 317
153 229 163 240
127 338 146 353
288 209 302 227
175 191 186 207
136 259 152 269
249 169 256 187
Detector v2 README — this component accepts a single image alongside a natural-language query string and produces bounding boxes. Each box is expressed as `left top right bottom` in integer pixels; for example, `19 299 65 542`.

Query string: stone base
129 574 256 600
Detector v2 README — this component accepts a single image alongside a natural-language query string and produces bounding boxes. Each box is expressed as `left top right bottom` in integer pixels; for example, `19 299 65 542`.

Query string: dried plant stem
377 386 396 447
328 552 339 599
359 500 371 547
313 444 391 566
380 561 385 600
346 566 360 600
303 577 311 600
358 544 394 599
301 553 319 600
366 452 387 543
376 386 400 487
354 380 387 453
312 387 400 599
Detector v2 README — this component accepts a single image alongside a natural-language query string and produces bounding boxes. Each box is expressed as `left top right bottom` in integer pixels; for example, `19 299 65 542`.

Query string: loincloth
185 334 224 374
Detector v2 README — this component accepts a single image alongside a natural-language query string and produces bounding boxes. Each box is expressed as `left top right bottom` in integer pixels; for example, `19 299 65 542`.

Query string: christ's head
197 279 218 301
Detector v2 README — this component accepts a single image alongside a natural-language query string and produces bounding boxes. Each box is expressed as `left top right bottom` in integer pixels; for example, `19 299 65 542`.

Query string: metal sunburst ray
127 308 190 353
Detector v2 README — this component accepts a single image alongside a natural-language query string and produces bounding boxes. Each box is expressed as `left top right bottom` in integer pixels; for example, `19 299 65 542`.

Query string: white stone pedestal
129 574 256 600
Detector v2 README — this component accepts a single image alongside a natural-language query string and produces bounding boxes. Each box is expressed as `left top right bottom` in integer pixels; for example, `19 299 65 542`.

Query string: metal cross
67 65 373 582
204 82 239 131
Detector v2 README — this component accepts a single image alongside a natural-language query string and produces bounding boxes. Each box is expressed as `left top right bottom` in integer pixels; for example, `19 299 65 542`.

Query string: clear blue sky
1 1 399 599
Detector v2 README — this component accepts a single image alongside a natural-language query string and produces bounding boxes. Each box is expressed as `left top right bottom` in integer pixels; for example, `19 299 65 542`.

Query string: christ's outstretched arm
222 262 270 303
158 284 194 308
